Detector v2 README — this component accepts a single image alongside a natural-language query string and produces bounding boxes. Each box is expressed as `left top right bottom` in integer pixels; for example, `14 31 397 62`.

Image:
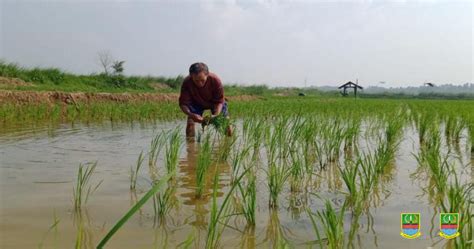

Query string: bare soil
0 90 259 106
0 77 34 88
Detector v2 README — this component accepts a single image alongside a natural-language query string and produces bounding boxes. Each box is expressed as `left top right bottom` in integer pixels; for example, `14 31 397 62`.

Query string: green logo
439 213 460 239
400 213 421 239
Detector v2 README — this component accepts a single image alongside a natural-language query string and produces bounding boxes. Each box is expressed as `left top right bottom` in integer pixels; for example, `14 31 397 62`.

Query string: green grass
0 61 183 92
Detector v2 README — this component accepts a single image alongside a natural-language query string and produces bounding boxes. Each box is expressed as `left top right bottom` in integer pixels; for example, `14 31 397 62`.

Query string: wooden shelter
338 81 363 97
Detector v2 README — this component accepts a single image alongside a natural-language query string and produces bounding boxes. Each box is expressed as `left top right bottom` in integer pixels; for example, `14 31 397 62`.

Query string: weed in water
73 162 102 210
130 151 144 190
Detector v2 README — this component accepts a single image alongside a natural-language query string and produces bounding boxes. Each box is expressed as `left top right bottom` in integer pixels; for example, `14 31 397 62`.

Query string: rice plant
73 162 102 210
149 131 167 167
97 173 172 248
201 113 232 137
205 167 250 249
267 160 290 208
237 168 257 226
289 150 304 192
130 151 144 190
216 134 236 162
343 116 361 152
307 199 347 249
439 167 473 249
229 144 251 184
38 212 60 249
412 111 435 144
165 127 183 176
196 134 212 198
444 115 465 144
385 115 404 148
339 161 359 204
415 125 449 194
152 183 177 225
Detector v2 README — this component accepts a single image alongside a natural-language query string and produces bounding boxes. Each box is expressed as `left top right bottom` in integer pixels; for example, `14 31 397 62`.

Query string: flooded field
1 114 472 249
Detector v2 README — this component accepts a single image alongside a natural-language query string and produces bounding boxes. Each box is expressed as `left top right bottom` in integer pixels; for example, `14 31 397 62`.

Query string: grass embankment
0 61 327 96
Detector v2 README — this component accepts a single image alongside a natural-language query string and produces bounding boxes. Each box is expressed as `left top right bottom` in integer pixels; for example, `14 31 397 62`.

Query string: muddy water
0 121 472 249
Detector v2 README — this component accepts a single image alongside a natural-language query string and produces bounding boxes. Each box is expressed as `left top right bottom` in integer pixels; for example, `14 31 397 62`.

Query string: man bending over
179 62 232 137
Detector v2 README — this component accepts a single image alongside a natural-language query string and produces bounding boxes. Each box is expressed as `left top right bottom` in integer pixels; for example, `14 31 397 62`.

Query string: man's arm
212 102 223 116
211 74 225 116
180 104 203 123
179 79 203 123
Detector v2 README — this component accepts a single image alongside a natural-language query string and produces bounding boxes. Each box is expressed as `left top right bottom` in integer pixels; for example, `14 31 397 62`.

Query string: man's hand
212 103 223 118
190 113 204 123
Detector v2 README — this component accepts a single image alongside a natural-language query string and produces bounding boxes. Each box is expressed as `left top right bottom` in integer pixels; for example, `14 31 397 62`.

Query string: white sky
1 0 473 87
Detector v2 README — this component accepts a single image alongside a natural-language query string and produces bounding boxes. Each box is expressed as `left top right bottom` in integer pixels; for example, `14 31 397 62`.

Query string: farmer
179 62 232 137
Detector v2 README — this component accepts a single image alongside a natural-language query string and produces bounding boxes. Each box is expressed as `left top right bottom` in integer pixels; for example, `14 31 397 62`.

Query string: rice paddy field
0 97 473 249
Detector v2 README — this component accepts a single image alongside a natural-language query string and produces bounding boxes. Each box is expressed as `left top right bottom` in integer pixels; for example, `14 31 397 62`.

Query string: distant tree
112 61 125 74
97 50 113 75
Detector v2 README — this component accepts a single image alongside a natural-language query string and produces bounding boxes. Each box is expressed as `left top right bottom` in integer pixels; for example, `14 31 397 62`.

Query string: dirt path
0 90 259 106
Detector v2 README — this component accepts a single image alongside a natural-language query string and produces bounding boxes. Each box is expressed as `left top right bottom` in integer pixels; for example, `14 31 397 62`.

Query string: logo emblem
439 213 460 239
401 213 421 239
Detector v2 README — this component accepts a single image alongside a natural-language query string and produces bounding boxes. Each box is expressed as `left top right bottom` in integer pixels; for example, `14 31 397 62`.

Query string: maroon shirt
178 72 225 109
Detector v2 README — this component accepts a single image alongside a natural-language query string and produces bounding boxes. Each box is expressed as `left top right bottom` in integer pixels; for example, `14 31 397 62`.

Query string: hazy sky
1 0 473 87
